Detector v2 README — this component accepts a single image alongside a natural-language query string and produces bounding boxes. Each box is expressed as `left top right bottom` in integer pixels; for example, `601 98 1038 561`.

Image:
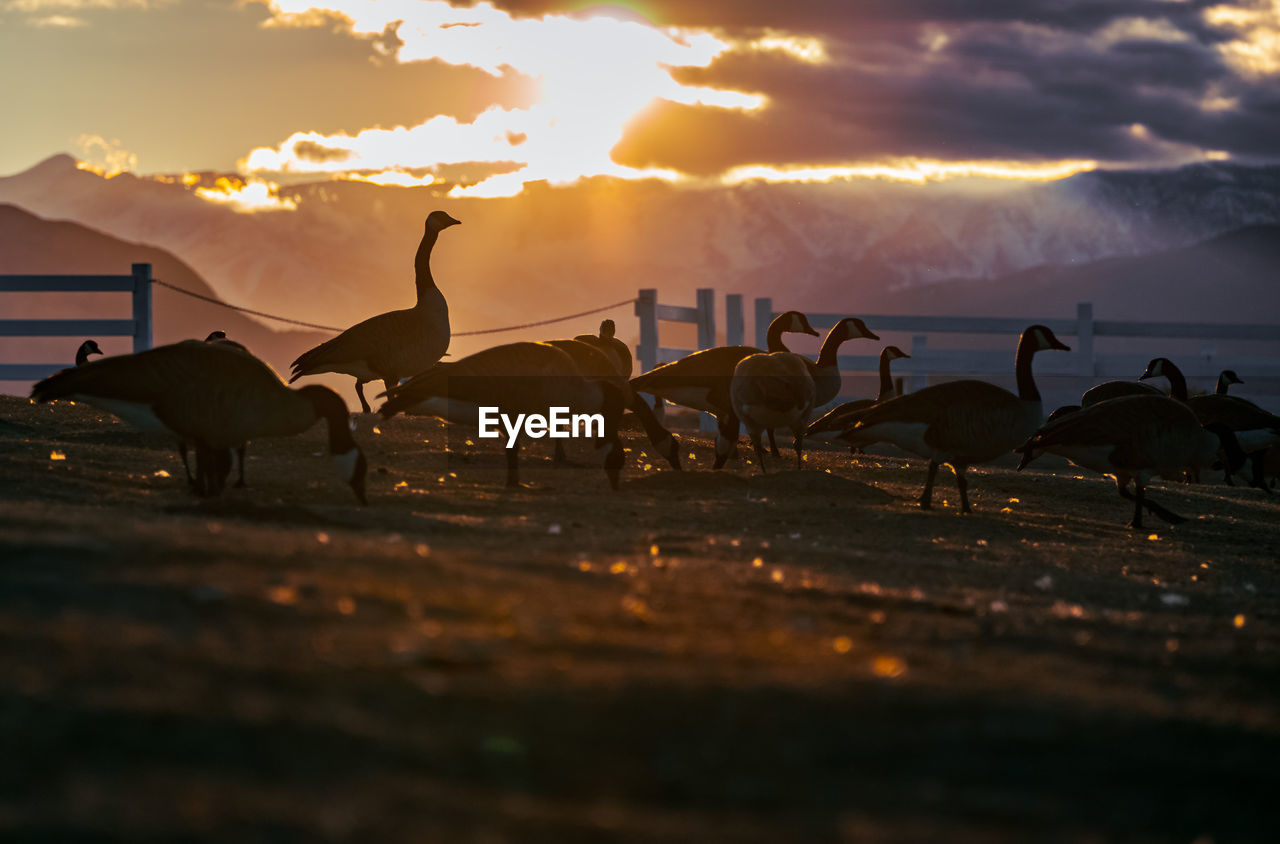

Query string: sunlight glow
193 176 298 212
722 158 1101 186
1205 1 1280 76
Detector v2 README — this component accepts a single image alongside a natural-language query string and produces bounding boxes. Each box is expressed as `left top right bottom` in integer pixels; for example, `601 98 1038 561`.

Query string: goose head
204 330 227 342
1139 357 1174 381
883 345 910 362
827 317 880 344
599 319 616 339
426 210 462 233
1023 325 1071 353
1220 369 1243 387
777 310 819 338
75 340 103 365
332 447 369 505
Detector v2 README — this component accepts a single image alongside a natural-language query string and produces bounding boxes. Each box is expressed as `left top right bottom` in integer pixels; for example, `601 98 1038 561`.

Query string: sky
1 0 1278 201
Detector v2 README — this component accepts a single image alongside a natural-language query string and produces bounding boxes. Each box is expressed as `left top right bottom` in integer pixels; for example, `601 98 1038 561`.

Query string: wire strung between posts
151 277 636 337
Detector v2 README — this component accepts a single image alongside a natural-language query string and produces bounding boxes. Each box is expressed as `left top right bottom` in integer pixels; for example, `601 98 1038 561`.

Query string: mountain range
2 155 1280 362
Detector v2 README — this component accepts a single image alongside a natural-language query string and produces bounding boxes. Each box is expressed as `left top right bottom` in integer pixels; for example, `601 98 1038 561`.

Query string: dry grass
1 394 1278 842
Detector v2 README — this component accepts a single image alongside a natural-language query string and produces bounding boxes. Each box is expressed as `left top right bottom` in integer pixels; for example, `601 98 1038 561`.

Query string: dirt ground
1 393 1278 843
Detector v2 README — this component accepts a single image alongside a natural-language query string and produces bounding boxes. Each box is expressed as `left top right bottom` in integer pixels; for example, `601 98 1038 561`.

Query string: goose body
629 311 818 415
729 352 816 471
290 211 459 412
1081 380 1160 407
547 337 680 470
841 325 1071 512
31 341 366 501
379 342 626 489
807 345 909 443
1017 394 1244 528
574 319 632 379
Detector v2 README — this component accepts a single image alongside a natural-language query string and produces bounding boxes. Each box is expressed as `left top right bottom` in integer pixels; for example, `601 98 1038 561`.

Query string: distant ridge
0 203 327 387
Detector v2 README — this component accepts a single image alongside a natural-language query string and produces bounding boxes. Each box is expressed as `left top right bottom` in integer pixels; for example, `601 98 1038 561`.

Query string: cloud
75 133 137 175
193 176 298 213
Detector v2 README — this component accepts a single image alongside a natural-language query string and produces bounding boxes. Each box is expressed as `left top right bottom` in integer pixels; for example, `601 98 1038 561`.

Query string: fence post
132 263 152 353
754 297 774 349
696 288 715 350
1076 302 1094 377
725 294 743 346
635 288 657 375
909 334 928 393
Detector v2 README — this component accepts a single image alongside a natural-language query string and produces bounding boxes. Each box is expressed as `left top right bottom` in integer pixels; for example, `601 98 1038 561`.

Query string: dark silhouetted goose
806 345 909 446
1081 378 1160 406
546 337 680 470
840 325 1071 512
1215 369 1243 396
75 340 103 366
1017 394 1245 529
574 319 632 378
629 310 818 416
379 342 626 489
729 352 816 472
31 341 367 501
290 211 460 412
1142 356 1280 457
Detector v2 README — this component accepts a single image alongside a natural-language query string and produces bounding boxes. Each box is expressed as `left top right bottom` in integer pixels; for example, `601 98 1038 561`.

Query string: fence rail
0 264 152 381
635 290 1280 415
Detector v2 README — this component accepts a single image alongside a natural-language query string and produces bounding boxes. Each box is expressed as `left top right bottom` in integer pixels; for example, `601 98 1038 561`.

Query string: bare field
1 394 1278 843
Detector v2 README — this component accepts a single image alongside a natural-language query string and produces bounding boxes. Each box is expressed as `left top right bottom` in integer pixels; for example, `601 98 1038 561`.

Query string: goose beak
805 327 820 337
1050 338 1071 352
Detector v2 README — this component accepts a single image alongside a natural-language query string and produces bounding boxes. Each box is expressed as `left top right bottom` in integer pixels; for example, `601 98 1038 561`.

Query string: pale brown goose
1017 395 1245 529
806 345 910 446
840 325 1071 512
379 342 626 489
729 351 816 472
31 341 366 501
290 211 460 412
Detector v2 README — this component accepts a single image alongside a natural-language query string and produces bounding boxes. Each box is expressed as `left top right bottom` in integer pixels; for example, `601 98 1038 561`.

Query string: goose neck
414 228 441 303
876 352 894 401
764 322 789 352
1164 363 1189 402
815 330 844 369
1014 334 1042 402
299 386 358 454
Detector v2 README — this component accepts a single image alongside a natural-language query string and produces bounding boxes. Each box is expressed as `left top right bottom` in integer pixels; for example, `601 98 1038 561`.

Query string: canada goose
75 340 103 366
31 341 367 502
378 342 626 489
806 345 910 445
807 318 880 406
546 337 680 470
1216 369 1243 396
729 351 816 472
630 310 818 464
840 325 1071 512
1017 395 1245 529
629 310 818 415
1141 357 1280 473
290 211 460 412
1080 379 1160 406
574 319 632 378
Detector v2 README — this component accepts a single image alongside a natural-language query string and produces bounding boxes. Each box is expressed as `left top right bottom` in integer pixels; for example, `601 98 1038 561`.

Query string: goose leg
553 440 569 465
603 439 624 490
919 459 940 510
355 380 372 414
178 441 196 487
1248 451 1270 493
750 429 769 474
650 396 665 423
234 445 247 488
713 412 739 470
1115 477 1186 524
627 389 681 470
793 428 805 471
1128 479 1146 530
768 428 781 458
955 466 971 514
505 438 521 488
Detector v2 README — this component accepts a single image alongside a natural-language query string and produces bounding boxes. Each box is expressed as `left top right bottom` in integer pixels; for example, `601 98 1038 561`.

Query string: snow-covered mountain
2 155 1279 357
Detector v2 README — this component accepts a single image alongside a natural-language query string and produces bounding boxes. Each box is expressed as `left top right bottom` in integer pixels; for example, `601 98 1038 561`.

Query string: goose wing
1187 395 1280 431
380 342 575 417
290 306 445 381
630 346 760 388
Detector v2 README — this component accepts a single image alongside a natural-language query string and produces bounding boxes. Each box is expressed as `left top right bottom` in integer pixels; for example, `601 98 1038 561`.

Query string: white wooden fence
635 289 1280 415
0 264 153 380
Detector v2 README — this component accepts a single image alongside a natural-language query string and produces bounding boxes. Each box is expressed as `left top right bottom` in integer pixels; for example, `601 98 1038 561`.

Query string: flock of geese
25 211 1280 530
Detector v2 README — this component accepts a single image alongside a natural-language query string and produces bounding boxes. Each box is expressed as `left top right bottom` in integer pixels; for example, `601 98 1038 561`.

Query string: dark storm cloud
588 0 1280 174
